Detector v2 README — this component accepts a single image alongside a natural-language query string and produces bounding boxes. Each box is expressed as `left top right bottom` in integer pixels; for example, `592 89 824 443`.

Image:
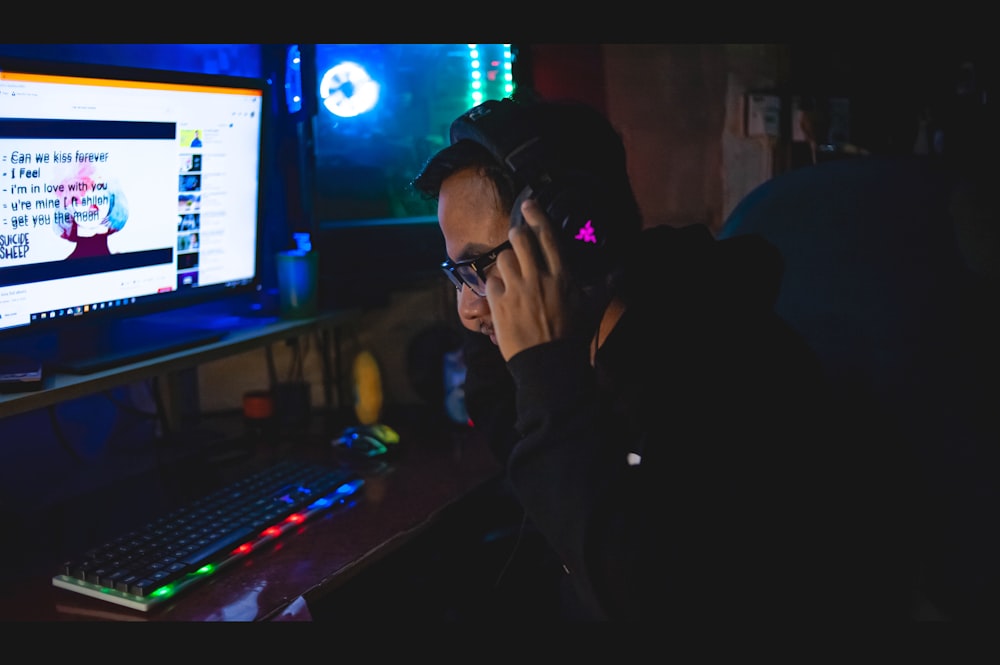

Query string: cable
45 405 85 465
100 381 158 419
148 375 174 441
98 381 166 453
332 321 364 418
317 328 336 414
287 338 302 382
493 509 530 589
265 342 278 390
286 334 311 383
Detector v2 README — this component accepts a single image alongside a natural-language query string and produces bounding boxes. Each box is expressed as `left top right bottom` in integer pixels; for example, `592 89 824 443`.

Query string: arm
505 338 650 620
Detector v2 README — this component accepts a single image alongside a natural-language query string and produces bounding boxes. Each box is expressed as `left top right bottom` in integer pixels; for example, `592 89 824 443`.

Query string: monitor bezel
0 55 272 344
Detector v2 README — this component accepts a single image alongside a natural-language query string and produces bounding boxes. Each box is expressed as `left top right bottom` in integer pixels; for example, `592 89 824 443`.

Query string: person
411 96 908 620
190 130 202 148
54 168 129 259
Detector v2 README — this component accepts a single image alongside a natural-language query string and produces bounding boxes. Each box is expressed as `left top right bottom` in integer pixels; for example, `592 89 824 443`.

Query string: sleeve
505 338 646 619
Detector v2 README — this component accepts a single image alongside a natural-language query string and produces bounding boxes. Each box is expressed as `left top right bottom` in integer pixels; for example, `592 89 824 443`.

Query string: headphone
448 98 617 285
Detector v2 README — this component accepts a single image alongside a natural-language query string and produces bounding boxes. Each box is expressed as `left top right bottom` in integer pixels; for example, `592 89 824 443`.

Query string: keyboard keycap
180 525 256 566
52 459 363 611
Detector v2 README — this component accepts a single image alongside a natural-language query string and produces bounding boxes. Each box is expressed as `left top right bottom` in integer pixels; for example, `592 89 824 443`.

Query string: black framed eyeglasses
440 240 512 297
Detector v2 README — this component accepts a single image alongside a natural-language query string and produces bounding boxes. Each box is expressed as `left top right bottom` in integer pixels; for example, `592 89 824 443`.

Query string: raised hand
486 198 574 361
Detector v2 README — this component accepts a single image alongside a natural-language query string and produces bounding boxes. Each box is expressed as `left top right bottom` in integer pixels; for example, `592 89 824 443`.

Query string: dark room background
0 42 995 545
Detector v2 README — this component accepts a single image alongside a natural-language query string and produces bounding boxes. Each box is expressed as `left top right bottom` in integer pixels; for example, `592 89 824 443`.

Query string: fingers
491 197 564 303
509 198 564 276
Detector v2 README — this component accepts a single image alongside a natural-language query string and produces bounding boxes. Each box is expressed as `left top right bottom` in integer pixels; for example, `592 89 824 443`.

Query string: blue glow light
336 480 364 495
319 61 380 118
285 44 303 114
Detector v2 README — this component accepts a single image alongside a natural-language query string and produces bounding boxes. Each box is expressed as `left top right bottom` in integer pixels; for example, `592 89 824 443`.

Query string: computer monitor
0 56 270 371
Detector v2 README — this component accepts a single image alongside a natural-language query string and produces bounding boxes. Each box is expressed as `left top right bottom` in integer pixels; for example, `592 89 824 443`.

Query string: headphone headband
448 98 619 284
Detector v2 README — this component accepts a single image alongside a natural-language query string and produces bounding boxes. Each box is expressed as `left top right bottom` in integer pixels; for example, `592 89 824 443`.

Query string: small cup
276 249 318 319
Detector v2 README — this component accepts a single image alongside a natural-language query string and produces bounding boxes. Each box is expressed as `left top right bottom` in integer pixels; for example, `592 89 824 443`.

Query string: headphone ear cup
540 173 607 245
511 174 609 246
451 100 617 285
531 172 611 284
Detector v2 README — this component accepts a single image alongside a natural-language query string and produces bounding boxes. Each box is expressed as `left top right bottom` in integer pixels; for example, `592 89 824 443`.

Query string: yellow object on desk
352 350 383 425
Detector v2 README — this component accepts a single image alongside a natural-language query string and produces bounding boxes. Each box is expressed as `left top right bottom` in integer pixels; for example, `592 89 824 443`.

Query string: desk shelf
0 309 357 420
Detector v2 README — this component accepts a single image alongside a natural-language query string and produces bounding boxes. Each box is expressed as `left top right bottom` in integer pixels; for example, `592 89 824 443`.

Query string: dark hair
412 138 520 213
411 98 643 259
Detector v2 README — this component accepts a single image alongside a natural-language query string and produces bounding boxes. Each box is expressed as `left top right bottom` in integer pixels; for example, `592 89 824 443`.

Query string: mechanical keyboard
52 458 364 612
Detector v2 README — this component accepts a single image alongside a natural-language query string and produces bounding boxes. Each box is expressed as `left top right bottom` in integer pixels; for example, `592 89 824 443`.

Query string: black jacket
462 223 909 620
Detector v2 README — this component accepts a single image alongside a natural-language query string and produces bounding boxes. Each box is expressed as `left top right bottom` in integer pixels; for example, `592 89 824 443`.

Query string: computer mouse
332 423 399 459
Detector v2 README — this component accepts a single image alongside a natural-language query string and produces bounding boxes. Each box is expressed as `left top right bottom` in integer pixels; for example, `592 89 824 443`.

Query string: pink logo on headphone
574 220 598 244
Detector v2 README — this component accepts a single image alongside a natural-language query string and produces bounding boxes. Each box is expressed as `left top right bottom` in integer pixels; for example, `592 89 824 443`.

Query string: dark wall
517 44 607 113
787 42 997 168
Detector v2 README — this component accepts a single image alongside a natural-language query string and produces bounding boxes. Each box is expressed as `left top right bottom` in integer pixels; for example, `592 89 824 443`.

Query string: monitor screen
0 57 267 343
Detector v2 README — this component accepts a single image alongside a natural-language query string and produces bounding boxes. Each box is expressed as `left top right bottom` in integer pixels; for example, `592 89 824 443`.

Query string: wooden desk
0 423 502 621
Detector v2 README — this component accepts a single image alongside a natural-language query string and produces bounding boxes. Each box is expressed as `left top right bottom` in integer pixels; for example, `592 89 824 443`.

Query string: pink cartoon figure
53 164 129 259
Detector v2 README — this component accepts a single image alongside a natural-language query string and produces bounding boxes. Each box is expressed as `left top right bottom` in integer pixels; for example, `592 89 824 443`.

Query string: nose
457 284 489 321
